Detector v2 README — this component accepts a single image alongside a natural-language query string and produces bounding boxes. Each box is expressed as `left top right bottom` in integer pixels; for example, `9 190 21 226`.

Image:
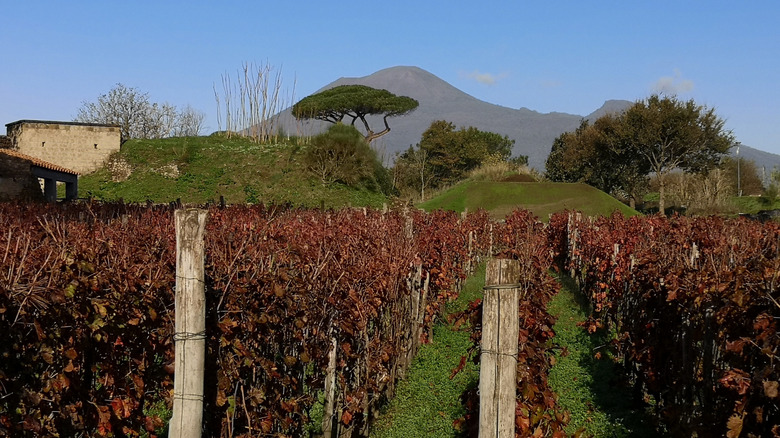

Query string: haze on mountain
274 66 780 173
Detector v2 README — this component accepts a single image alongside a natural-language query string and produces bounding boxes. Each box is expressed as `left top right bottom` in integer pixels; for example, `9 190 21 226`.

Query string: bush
304 123 376 187
371 159 399 196
762 183 779 205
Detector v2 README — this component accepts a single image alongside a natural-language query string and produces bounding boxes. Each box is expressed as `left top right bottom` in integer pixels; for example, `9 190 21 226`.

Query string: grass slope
419 181 638 220
78 135 387 208
731 195 780 214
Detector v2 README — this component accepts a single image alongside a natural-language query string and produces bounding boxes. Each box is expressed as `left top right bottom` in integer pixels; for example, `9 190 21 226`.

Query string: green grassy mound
419 180 638 220
78 135 387 208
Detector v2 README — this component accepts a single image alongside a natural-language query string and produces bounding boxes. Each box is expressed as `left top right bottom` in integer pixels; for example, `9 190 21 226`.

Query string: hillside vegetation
420 180 639 220
78 134 388 208
79 134 640 219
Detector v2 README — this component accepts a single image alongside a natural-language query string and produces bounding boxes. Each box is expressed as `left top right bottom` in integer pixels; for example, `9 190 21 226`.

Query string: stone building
0 120 119 201
0 148 79 202
4 120 120 175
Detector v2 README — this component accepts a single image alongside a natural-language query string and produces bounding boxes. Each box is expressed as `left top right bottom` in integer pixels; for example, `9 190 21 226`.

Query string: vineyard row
1 202 505 437
550 212 780 437
2 202 779 437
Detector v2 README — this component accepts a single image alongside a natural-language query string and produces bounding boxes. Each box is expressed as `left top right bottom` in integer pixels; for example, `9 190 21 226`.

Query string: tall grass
466 161 539 182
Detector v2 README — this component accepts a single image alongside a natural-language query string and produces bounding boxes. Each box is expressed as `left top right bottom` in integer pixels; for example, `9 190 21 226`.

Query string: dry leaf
763 380 779 398
726 412 744 438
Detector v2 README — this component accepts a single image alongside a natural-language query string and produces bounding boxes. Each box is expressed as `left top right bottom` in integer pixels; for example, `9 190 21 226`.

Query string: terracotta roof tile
0 149 80 175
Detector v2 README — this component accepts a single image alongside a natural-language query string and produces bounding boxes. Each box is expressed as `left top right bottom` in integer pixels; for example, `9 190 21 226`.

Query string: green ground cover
370 267 663 437
419 181 638 221
78 135 387 208
731 195 780 214
547 274 661 437
369 265 486 438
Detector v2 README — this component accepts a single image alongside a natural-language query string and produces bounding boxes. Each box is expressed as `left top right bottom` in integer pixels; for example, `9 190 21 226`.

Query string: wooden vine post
169 209 208 438
322 337 338 438
479 258 521 438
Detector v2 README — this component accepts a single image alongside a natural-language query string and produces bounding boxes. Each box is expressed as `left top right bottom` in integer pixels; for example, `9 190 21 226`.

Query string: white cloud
652 69 695 94
461 70 507 85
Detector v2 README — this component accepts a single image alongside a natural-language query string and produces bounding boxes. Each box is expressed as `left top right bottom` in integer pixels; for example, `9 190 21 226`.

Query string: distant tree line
292 85 522 199
75 83 205 142
393 120 524 200
546 94 735 213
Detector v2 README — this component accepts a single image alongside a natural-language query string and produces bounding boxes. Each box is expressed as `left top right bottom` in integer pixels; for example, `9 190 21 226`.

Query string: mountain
584 99 632 121
273 66 780 171
274 66 588 169
734 144 780 185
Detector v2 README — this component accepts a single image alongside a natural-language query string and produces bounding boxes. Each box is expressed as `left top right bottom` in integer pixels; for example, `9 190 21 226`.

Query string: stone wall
6 121 120 175
0 152 44 201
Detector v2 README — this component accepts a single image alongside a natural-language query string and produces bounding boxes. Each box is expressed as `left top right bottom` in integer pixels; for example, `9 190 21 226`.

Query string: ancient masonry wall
7 122 121 174
0 152 44 201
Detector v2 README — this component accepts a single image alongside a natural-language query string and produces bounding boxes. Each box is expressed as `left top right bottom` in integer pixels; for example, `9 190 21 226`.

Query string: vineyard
551 212 780 437
1 202 779 437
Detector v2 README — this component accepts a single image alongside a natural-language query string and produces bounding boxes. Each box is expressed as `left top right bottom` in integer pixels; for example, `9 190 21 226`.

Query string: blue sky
2 1 779 154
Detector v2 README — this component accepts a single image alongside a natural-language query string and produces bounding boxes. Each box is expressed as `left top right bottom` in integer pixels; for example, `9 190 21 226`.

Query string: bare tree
214 61 295 143
76 83 205 141
76 84 151 141
141 102 178 139
392 145 434 201
411 147 432 200
663 169 734 214
175 105 205 137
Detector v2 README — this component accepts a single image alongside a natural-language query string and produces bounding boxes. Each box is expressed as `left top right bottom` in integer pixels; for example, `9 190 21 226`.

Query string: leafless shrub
214 61 295 143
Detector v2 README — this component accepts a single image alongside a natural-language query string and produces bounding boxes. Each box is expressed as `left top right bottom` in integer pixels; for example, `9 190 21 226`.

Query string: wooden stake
489 223 494 257
169 209 207 438
479 259 520 438
416 271 430 344
322 337 338 438
467 231 474 273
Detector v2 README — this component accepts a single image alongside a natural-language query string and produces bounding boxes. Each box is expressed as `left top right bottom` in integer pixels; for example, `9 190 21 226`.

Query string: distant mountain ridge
273 66 780 171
